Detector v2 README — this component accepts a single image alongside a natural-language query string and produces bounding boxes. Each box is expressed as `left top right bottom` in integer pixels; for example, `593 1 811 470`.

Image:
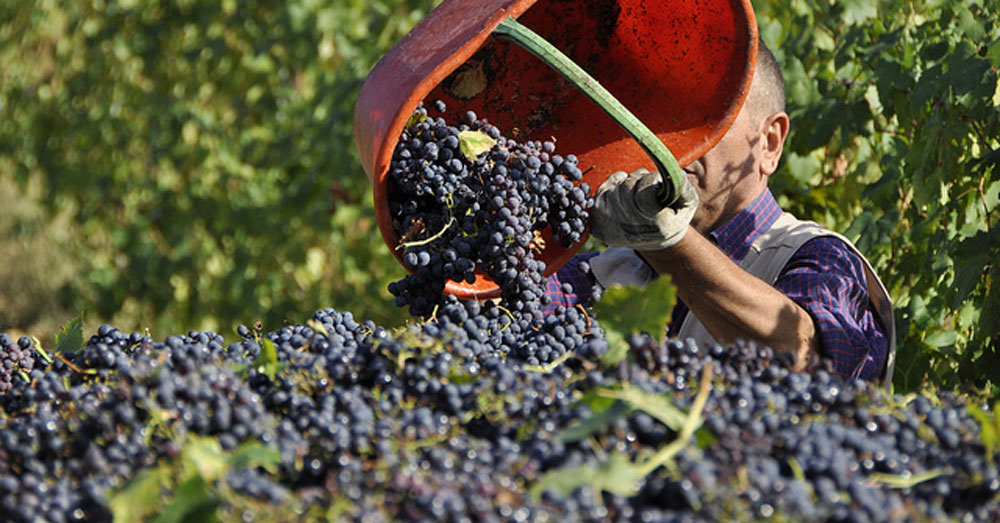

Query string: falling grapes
386 101 592 319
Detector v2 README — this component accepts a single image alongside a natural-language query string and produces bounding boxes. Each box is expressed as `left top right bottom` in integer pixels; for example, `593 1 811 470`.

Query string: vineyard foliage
0 0 439 336
756 0 1000 390
1 0 998 391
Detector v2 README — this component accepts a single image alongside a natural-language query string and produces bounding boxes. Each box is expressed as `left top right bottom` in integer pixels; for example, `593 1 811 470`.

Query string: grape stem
637 361 713 475
493 17 685 205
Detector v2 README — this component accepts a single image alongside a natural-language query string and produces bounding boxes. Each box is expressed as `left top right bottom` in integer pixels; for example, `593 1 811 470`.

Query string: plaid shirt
544 189 889 381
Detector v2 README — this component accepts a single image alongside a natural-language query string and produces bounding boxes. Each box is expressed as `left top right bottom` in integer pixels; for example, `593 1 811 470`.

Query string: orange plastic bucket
355 0 757 299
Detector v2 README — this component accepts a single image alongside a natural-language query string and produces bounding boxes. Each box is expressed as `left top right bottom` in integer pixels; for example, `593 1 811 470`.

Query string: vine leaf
256 337 278 367
54 314 84 354
457 130 496 161
593 275 675 351
598 386 686 432
968 401 1000 458
252 338 286 379
534 365 713 502
108 468 169 523
152 476 220 523
556 399 630 443
406 111 427 129
528 453 645 501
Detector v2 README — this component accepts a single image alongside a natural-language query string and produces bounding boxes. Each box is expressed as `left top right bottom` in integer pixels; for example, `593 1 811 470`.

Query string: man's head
683 36 790 233
744 38 786 132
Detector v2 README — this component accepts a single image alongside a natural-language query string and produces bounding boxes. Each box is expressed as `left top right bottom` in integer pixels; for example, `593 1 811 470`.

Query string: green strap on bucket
493 17 685 205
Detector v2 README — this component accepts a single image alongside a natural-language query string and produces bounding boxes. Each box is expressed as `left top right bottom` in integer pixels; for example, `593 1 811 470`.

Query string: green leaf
911 64 943 111
984 180 999 211
406 111 428 130
840 0 877 25
951 233 992 308
868 468 948 489
54 314 84 354
597 386 686 432
600 328 629 366
226 441 281 472
250 335 287 380
306 319 329 336
556 399 631 443
967 401 1000 458
956 8 986 41
594 453 647 497
982 265 1000 335
182 436 229 482
252 337 282 380
152 475 220 523
593 275 675 346
924 330 957 348
109 467 169 523
457 130 496 161
529 453 645 502
529 463 598 501
257 362 290 380
987 40 1000 68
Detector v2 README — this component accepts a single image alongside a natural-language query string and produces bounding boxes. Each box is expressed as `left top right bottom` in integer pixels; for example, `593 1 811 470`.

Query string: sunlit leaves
0 0 440 336
757 0 1000 390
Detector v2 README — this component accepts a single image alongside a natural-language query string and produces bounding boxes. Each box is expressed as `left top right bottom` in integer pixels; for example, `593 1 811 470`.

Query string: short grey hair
746 36 786 128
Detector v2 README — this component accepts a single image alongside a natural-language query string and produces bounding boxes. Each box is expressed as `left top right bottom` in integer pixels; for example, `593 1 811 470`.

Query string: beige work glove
590 168 698 251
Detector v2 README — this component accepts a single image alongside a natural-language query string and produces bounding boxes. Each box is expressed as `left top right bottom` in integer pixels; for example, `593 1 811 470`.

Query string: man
545 39 896 383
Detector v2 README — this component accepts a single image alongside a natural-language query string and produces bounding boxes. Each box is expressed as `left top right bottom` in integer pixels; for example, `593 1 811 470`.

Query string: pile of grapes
1 306 998 521
1 107 998 522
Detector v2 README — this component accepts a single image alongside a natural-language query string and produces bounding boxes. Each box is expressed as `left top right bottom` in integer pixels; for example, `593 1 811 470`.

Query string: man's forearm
639 226 819 368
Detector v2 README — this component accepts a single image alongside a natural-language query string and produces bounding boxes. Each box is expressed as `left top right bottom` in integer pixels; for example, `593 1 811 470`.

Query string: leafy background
1 0 997 392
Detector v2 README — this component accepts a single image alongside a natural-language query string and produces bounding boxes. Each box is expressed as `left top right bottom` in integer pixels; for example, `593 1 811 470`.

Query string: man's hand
590 168 698 250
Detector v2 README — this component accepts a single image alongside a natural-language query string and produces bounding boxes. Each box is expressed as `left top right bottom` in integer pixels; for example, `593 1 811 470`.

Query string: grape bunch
0 334 35 394
386 101 593 318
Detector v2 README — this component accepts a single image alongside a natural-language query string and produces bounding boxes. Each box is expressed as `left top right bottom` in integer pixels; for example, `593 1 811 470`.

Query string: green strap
493 17 684 205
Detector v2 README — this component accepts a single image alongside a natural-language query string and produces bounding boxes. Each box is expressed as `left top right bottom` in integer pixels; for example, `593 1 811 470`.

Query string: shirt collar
707 189 783 264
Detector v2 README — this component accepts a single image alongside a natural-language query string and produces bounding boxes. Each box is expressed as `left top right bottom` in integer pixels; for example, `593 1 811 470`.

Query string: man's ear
760 111 789 176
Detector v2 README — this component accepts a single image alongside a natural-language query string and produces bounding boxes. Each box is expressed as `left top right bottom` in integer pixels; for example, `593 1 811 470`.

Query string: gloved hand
590 168 699 250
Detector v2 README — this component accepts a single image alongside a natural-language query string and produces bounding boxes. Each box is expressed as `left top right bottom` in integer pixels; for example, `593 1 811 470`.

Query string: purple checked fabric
544 189 889 381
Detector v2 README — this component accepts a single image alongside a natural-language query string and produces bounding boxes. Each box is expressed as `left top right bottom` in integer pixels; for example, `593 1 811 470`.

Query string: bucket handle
494 17 685 206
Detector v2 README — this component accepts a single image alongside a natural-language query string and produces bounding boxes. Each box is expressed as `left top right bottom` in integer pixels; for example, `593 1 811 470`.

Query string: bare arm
639 225 819 370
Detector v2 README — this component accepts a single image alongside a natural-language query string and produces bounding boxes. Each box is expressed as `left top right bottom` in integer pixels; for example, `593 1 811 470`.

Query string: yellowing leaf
457 130 496 161
182 436 228 482
968 401 1000 458
406 111 427 129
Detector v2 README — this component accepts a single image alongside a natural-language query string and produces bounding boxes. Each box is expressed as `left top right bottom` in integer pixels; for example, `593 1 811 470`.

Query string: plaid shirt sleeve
542 252 600 313
775 237 889 381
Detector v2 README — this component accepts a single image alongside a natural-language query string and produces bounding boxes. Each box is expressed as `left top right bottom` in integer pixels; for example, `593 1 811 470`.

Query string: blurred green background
1 0 440 339
1 0 998 392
